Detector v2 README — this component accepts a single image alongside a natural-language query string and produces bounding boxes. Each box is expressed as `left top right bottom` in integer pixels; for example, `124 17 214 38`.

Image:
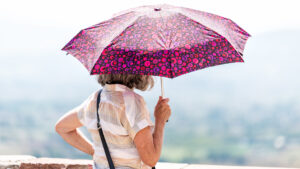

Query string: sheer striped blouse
76 83 155 169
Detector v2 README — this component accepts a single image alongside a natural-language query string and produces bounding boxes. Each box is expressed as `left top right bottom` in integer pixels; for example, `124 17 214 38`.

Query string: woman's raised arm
133 96 171 167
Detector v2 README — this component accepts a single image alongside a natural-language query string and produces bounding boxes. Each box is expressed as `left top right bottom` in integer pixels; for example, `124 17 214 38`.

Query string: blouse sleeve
121 92 155 140
75 92 97 126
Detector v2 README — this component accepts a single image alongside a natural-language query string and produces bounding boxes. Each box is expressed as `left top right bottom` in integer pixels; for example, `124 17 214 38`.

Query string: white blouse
75 83 155 169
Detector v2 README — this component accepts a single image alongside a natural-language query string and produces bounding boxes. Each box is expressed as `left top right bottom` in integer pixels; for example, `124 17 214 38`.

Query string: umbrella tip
154 8 161 11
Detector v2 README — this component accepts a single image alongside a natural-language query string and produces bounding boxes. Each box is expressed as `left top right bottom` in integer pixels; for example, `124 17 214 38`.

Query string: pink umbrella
62 4 251 97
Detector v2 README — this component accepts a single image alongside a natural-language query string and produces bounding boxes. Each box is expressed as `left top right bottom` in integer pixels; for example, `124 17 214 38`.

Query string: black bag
96 89 156 169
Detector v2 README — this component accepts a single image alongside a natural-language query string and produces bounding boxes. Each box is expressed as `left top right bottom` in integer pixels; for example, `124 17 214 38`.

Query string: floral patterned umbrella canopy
62 4 250 79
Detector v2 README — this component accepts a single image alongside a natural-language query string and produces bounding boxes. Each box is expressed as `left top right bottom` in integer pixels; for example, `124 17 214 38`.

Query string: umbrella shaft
160 77 164 98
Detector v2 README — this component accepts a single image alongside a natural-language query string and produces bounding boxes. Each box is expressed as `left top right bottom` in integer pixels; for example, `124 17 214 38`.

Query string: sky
0 0 300 103
1 0 299 55
1 0 299 34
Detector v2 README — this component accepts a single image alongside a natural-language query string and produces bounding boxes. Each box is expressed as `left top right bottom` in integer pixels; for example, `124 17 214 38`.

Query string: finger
162 99 169 103
162 98 170 102
162 106 170 112
156 104 164 110
156 101 166 109
158 100 168 106
157 96 163 103
158 103 168 109
157 99 165 105
161 99 169 103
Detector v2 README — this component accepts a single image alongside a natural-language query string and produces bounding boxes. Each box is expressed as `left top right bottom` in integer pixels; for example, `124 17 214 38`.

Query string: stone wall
0 156 92 169
0 155 299 169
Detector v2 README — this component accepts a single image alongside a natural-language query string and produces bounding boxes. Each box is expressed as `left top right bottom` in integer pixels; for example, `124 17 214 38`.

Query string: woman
55 74 171 169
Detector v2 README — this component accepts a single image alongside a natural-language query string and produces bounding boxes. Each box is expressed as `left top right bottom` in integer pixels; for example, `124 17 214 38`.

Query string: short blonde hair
97 74 155 91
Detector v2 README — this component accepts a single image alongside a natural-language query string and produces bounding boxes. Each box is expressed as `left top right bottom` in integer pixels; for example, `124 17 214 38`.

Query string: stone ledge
19 157 93 169
0 155 299 169
0 156 92 169
0 155 36 169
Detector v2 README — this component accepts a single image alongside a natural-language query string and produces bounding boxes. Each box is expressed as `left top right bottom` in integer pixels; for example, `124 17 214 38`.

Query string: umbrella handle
160 77 169 123
160 77 164 98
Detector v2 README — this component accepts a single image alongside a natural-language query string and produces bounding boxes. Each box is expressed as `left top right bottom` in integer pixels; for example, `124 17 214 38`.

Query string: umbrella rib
178 7 250 55
169 51 173 78
89 16 142 74
158 10 173 77
156 32 168 49
108 15 142 49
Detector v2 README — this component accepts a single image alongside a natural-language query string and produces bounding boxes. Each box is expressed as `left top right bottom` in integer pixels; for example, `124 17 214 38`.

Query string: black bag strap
97 89 156 169
96 89 115 169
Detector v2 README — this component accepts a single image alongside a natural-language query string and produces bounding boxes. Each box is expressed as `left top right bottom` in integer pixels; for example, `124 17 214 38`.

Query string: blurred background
1 0 300 167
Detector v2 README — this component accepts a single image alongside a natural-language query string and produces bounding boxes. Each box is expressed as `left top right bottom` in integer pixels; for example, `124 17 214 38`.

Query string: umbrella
61 4 251 97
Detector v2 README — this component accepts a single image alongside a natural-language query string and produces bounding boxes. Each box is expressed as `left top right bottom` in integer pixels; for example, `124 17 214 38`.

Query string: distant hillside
1 29 300 167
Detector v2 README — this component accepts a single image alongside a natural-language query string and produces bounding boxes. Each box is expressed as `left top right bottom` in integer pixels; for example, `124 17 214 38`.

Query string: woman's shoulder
123 90 145 104
80 89 100 110
86 89 100 102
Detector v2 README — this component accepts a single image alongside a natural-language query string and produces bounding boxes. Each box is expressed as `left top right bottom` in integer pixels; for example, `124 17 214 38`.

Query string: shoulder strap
97 89 156 169
96 89 115 169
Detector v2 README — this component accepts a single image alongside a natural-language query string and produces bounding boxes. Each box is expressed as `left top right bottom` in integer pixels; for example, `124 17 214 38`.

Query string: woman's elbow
134 127 160 166
55 121 67 134
140 152 159 167
145 159 158 168
142 159 157 167
55 122 62 133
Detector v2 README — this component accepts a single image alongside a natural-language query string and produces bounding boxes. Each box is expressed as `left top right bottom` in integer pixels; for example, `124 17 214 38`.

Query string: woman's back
76 83 154 169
